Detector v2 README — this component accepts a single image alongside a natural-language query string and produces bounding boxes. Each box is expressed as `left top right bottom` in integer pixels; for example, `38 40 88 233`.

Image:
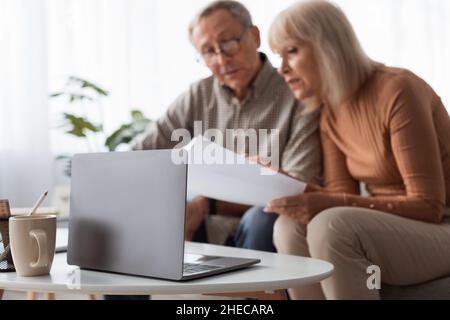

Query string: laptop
67 150 260 281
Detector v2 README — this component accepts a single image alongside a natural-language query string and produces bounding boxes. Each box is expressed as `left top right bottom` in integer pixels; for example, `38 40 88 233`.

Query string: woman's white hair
269 0 377 107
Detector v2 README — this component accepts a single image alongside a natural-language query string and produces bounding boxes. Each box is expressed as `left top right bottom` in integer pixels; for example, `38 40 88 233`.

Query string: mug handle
29 229 48 268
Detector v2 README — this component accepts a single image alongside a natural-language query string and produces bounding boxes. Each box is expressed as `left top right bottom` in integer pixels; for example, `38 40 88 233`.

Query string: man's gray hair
188 0 253 43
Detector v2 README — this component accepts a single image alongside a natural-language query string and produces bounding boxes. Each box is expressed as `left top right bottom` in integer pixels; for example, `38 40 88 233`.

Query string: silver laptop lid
67 150 187 280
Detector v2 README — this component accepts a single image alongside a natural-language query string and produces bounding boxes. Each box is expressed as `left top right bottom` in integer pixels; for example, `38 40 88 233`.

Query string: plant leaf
68 93 95 103
63 113 101 138
131 110 144 121
69 76 109 97
50 92 63 98
104 110 152 151
55 155 70 161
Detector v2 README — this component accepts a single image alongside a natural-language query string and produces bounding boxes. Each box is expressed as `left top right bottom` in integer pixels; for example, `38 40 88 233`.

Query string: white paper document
182 136 306 207
56 227 68 253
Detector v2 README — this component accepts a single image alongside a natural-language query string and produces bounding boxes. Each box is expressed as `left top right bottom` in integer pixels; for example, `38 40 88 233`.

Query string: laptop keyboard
183 263 221 275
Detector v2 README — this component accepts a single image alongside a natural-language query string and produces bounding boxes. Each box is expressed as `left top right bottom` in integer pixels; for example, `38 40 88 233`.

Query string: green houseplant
51 76 152 175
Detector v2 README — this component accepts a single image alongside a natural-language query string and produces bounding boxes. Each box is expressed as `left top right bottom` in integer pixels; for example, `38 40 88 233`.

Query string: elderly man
134 0 321 251
104 0 320 300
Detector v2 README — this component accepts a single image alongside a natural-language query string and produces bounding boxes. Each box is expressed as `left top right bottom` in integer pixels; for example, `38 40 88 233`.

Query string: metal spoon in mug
0 191 48 261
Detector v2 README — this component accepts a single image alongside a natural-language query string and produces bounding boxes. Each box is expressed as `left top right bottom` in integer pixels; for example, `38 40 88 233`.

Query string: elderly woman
265 0 450 299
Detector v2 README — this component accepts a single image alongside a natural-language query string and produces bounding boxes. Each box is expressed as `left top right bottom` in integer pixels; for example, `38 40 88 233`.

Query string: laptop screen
67 150 188 280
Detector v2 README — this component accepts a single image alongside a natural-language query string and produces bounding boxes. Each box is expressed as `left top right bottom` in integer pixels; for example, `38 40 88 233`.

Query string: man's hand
185 196 209 241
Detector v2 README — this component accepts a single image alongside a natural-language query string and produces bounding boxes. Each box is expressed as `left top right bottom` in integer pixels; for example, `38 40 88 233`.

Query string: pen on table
26 190 49 216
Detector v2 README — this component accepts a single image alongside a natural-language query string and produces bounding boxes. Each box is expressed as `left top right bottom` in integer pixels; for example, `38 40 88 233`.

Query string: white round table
0 242 333 297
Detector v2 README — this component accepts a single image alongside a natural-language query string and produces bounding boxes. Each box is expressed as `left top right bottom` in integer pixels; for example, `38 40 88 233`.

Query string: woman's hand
264 192 335 224
304 183 324 193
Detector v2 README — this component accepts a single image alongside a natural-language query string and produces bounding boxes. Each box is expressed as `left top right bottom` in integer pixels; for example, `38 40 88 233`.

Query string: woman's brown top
321 66 450 223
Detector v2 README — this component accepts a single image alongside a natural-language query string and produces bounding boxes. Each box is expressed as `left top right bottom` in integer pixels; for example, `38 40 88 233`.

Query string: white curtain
336 0 450 104
46 0 450 141
0 0 52 207
1 0 449 206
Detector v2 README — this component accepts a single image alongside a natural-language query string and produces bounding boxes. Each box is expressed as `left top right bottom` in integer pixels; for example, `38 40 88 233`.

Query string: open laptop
67 150 260 281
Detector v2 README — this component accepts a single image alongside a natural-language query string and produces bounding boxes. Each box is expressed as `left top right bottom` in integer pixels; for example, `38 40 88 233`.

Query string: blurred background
0 0 449 210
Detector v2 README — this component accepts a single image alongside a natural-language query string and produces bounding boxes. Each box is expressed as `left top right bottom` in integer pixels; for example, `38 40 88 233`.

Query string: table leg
89 294 97 300
45 292 55 300
27 291 38 300
0 289 4 300
206 289 288 300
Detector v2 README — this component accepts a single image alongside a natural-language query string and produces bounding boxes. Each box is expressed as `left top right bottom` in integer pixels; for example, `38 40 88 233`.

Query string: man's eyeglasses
198 27 251 65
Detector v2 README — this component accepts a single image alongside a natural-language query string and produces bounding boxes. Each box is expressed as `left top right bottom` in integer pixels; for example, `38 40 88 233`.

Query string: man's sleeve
281 102 322 184
132 88 195 150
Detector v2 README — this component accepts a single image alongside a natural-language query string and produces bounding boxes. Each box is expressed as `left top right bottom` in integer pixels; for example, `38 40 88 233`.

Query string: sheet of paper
183 136 306 207
56 227 68 253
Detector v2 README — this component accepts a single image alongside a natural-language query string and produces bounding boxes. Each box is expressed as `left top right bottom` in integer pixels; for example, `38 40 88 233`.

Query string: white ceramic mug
9 215 56 276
